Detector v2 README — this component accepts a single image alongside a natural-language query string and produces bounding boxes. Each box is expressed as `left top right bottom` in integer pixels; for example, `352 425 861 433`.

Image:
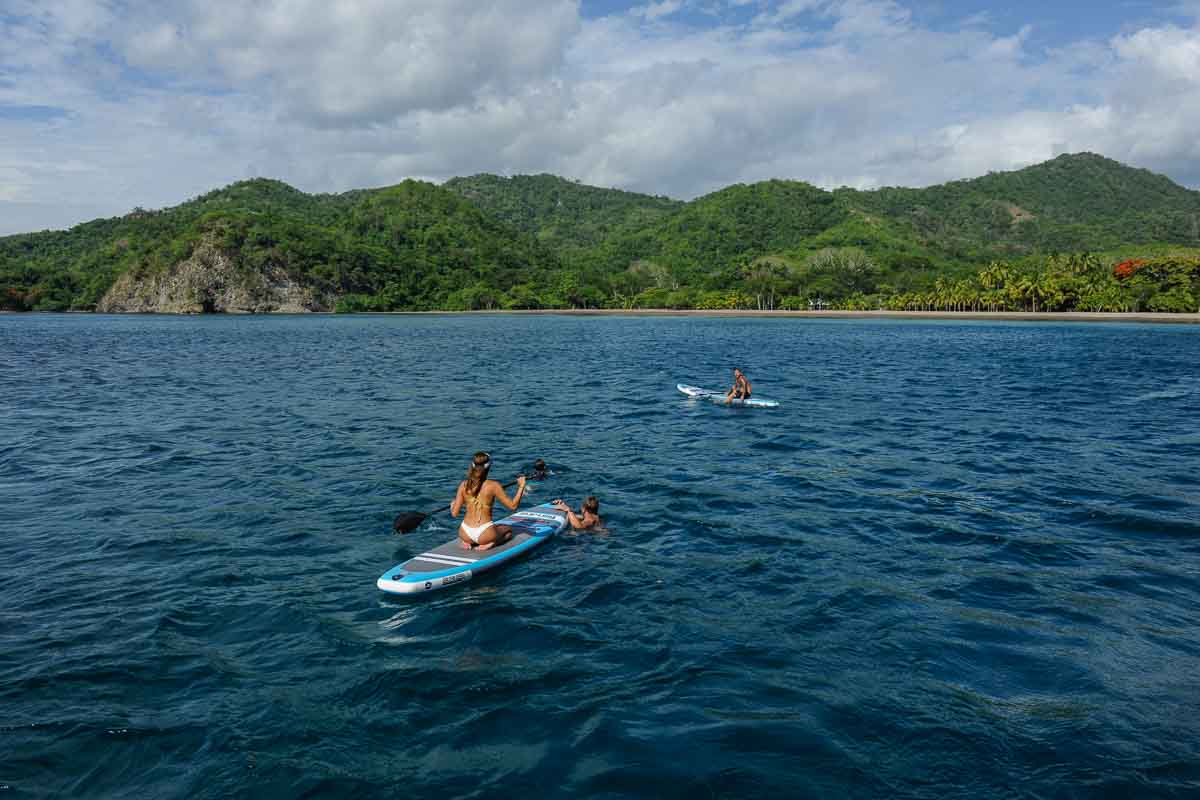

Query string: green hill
337 180 561 310
576 180 847 289
3 154 1198 313
443 173 682 254
841 153 1200 257
1 178 563 312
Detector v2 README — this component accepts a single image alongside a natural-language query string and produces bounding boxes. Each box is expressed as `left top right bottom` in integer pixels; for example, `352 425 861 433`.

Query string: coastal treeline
1 180 563 312
3 153 1200 313
847 255 1200 313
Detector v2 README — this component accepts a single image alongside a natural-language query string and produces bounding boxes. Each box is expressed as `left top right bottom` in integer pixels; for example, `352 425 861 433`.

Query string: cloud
2 0 1200 234
753 0 824 25
116 0 580 125
1112 24 1200 82
635 0 686 21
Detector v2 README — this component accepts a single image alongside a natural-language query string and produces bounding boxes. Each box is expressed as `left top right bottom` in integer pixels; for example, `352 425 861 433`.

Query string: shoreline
6 309 1199 324
382 309 1200 324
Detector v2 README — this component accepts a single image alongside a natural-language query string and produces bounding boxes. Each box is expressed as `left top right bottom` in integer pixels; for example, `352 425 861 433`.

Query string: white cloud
116 0 581 124
1112 25 1200 82
754 0 824 25
2 0 1200 235
636 0 686 21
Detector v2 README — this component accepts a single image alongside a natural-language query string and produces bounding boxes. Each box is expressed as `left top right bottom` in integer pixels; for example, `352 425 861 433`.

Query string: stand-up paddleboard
678 383 780 408
378 502 568 595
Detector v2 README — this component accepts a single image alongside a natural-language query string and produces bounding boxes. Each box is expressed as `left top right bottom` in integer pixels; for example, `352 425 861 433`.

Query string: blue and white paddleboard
677 383 780 408
377 502 568 595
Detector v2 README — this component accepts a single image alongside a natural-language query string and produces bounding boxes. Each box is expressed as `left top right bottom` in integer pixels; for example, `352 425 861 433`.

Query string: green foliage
597 180 848 282
693 290 753 310
804 248 880 296
840 153 1200 258
340 181 560 309
4 155 1200 313
0 178 560 312
851 252 1200 314
443 173 682 255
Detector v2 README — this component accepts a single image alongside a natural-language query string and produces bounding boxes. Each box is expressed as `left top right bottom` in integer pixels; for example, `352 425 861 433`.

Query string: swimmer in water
552 496 601 530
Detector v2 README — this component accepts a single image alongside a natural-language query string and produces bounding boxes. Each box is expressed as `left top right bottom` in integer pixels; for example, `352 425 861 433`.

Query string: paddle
392 477 524 534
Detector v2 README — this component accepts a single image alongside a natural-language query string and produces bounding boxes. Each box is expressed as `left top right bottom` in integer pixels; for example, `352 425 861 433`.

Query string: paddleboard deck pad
677 383 780 408
378 502 568 595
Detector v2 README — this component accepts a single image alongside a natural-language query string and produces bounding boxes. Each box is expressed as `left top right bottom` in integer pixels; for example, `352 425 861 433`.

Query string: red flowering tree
1113 259 1146 280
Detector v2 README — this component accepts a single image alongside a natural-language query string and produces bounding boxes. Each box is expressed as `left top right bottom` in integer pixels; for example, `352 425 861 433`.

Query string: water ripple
2 314 1199 798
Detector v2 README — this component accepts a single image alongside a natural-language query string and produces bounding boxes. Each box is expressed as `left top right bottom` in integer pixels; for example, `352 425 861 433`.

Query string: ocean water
2 313 1199 799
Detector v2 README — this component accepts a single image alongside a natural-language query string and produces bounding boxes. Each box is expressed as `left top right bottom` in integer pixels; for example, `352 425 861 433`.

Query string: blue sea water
2 313 1199 799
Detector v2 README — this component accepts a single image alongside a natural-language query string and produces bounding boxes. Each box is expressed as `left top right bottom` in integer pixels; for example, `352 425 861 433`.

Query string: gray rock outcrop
97 238 333 313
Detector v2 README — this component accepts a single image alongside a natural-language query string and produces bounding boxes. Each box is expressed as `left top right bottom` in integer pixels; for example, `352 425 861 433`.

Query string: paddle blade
392 511 427 534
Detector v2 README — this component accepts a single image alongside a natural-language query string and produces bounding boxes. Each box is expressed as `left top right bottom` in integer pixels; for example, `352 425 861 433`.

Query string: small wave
1128 388 1191 403
7 313 1200 799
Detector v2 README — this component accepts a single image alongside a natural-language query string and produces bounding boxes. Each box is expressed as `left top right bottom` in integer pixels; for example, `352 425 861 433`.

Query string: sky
2 0 1200 234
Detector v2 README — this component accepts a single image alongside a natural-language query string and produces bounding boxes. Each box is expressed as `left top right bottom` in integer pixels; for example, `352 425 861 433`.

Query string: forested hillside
841 153 1200 256
2 179 561 312
443 173 682 254
3 153 1198 313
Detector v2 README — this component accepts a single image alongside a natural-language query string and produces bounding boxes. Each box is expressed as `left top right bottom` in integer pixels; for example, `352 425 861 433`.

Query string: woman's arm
494 476 527 511
450 482 465 517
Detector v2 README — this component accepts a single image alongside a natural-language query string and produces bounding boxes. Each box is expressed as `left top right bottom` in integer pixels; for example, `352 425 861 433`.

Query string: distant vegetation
3 153 1199 313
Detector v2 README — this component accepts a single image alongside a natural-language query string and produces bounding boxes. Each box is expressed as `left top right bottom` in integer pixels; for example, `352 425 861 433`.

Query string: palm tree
1012 274 1035 311
931 278 949 311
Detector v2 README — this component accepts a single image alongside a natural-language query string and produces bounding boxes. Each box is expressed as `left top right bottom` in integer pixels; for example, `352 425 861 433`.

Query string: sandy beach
6 309 1198 323
396 309 1200 324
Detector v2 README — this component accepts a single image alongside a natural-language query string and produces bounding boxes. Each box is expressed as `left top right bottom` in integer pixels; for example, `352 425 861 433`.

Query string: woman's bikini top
464 483 489 512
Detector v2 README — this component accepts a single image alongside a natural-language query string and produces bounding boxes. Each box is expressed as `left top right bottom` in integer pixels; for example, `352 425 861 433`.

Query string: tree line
3 154 1200 313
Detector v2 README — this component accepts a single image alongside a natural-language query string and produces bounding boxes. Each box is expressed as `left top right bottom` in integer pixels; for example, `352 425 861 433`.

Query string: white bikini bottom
460 520 495 543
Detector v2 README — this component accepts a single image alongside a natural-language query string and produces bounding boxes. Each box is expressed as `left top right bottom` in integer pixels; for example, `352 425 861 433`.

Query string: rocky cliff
96 238 334 313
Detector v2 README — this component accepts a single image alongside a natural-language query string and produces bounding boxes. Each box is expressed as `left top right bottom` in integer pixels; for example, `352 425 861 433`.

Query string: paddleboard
377 502 568 595
677 383 780 408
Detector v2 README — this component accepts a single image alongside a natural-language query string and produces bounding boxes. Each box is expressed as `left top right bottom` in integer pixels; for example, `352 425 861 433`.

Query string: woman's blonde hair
464 451 491 497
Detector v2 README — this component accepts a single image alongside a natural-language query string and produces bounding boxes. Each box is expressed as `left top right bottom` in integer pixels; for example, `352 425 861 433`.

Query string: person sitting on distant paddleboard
725 368 752 404
452 451 527 551
552 496 601 530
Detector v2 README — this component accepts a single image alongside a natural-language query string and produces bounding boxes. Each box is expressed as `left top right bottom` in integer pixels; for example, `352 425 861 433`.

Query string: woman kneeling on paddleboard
725 368 751 404
553 496 602 530
452 451 527 550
